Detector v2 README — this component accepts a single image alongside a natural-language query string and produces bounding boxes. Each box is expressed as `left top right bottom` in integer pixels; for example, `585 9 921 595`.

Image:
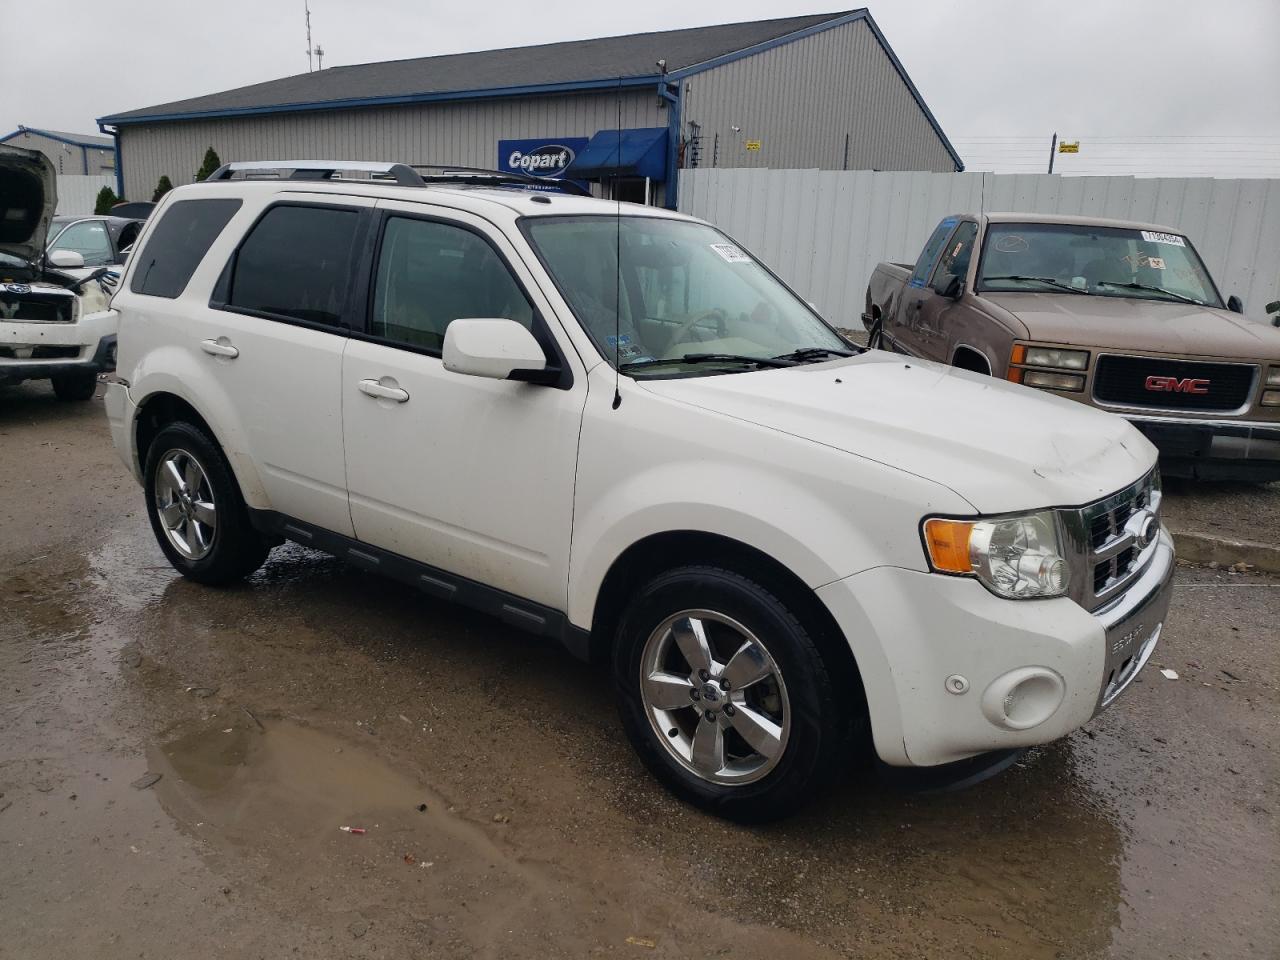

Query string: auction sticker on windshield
710 243 752 263
1141 231 1186 246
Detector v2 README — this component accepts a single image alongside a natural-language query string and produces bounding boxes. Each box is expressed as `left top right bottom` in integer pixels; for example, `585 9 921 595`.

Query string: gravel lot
1 381 1277 960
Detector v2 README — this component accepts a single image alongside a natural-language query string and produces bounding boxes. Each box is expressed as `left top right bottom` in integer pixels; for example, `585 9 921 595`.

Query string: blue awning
563 127 668 181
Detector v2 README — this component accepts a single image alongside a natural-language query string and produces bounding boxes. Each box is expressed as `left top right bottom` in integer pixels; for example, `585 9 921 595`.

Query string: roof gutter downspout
658 79 680 210
98 122 123 200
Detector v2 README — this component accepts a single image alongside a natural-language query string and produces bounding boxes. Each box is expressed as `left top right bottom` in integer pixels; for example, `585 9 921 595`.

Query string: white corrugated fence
53 174 118 217
677 169 1280 324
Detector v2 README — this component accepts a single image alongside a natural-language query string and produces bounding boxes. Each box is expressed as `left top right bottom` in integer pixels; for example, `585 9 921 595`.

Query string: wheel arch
586 530 869 733
951 344 992 374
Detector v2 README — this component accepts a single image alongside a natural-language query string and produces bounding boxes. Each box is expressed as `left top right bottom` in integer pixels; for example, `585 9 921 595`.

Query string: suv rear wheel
143 421 269 584
613 566 846 822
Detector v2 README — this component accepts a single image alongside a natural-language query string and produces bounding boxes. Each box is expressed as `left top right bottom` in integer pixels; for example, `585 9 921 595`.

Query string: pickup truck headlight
923 511 1069 599
1265 367 1280 387
1020 346 1090 370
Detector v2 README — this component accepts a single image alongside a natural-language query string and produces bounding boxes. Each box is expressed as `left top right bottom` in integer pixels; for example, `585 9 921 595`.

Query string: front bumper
816 528 1175 768
1128 415 1280 480
0 309 118 384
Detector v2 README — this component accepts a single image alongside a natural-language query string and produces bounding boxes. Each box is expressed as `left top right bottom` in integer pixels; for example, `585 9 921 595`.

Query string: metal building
0 126 116 176
98 9 961 209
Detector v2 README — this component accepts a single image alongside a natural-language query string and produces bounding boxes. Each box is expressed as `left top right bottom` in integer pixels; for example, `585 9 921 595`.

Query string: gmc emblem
1145 375 1210 394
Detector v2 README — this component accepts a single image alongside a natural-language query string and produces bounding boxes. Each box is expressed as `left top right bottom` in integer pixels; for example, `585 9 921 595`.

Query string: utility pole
1047 131 1057 174
315 44 324 69
304 0 314 72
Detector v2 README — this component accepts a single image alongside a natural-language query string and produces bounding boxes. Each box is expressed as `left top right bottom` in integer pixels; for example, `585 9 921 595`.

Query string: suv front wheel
613 566 846 822
143 421 269 585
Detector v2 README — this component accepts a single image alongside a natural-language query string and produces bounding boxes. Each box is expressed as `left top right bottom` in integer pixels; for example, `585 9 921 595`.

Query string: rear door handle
358 378 409 403
200 338 239 359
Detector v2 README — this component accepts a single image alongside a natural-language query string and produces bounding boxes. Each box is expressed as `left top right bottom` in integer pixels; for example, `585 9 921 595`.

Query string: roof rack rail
205 160 425 186
410 164 591 197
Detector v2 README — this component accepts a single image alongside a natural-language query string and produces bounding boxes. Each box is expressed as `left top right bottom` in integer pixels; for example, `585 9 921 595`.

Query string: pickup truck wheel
143 422 268 585
613 566 843 822
51 371 98 402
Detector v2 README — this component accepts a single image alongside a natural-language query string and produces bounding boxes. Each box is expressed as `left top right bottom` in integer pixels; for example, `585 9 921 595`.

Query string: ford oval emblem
507 144 576 178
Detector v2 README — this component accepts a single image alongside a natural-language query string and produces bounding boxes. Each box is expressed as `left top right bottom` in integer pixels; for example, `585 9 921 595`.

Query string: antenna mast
304 0 314 72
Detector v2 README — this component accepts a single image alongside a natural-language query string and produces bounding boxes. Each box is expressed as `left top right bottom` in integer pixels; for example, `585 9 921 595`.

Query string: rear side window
226 205 360 327
130 198 242 298
909 220 956 287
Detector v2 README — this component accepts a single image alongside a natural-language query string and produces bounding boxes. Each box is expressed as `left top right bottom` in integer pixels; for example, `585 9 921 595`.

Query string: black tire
143 421 269 585
613 566 848 822
51 371 98 402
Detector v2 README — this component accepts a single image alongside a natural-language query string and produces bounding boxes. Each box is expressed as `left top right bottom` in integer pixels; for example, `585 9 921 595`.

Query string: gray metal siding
683 20 955 172
118 90 663 200
3 130 116 176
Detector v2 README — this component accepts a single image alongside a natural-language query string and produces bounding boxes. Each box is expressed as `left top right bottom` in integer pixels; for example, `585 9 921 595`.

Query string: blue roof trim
667 9 965 173
97 75 660 126
0 126 116 152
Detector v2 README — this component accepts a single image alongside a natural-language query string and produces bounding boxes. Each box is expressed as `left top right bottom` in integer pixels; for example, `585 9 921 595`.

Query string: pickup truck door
340 202 587 611
890 219 956 355
915 220 980 363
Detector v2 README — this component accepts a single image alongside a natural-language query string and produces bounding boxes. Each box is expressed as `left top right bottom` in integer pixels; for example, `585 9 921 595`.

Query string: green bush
93 185 119 216
152 175 174 202
195 146 222 182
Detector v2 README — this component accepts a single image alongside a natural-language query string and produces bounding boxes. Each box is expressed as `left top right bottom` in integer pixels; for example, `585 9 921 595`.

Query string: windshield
521 216 849 376
977 222 1223 308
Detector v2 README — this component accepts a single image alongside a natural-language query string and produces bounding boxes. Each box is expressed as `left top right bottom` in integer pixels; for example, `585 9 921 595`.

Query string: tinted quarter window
130 198 242 298
910 221 955 287
371 217 534 352
228 205 360 327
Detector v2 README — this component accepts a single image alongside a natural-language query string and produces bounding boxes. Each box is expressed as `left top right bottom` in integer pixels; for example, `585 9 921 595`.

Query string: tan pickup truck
864 212 1280 480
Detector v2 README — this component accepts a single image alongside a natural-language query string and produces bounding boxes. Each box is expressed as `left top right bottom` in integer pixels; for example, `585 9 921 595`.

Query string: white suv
105 161 1174 820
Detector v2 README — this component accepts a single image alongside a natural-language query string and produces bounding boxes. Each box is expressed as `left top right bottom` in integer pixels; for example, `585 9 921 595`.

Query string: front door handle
200 338 239 359
358 378 409 403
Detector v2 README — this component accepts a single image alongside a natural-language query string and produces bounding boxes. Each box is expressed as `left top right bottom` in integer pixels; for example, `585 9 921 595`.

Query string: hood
986 292 1280 361
640 352 1155 514
0 144 57 265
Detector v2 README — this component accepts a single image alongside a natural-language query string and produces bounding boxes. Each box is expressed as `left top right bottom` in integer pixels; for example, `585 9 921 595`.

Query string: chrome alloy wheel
639 610 791 785
154 448 217 561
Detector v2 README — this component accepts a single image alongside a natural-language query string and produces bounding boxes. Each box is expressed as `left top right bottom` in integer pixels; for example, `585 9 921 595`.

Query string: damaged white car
1 144 118 401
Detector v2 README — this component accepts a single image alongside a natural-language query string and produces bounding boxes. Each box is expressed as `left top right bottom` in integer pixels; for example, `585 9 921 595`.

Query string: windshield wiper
983 275 1090 295
619 353 794 372
771 346 857 363
1095 280 1204 306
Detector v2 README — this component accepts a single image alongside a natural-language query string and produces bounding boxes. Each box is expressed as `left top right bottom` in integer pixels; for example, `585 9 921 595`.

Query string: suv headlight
923 511 1069 599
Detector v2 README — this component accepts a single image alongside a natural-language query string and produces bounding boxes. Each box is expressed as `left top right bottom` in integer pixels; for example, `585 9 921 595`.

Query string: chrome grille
1061 469 1162 612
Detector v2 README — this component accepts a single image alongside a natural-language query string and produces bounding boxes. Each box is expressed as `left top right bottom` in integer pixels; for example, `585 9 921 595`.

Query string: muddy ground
1 381 1277 960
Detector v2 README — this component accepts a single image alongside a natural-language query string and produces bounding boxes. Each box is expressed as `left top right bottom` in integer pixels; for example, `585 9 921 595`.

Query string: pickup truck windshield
522 216 849 376
977 222 1223 308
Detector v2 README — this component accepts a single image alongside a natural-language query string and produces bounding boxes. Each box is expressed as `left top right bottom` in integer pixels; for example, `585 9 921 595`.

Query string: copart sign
498 138 589 180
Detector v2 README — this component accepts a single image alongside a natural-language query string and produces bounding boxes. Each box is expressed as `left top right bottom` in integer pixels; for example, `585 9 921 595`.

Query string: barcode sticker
1141 231 1185 247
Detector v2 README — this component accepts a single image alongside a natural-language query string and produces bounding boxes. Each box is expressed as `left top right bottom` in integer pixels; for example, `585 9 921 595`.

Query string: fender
129 349 271 509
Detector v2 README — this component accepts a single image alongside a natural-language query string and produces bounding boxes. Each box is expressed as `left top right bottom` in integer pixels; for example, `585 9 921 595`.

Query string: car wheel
143 421 269 585
51 371 98 402
613 566 846 822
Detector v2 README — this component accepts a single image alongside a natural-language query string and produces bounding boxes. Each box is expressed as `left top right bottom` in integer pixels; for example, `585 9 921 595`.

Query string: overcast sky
4 0 1278 174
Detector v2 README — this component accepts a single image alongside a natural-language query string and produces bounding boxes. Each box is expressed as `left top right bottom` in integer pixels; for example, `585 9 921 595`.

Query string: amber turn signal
923 518 975 574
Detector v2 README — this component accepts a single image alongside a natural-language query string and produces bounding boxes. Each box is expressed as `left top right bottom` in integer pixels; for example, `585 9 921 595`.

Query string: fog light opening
981 667 1066 731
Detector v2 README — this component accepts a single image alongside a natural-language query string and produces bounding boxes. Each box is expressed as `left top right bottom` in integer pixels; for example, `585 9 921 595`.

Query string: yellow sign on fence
745 139 762 151
1058 141 1080 154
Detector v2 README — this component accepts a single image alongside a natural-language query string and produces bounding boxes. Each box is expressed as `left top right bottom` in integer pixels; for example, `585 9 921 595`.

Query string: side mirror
47 249 85 269
932 274 964 300
443 318 555 384
1227 295 1244 314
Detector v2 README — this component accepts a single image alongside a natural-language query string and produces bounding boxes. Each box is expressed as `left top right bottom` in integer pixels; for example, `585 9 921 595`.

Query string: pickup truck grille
1093 355 1257 412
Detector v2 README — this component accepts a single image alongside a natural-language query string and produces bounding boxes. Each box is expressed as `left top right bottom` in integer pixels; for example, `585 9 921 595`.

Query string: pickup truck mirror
931 274 964 300
1267 300 1280 326
1226 295 1244 314
442 318 557 384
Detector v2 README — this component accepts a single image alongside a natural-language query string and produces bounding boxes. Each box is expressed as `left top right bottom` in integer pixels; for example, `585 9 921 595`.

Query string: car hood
639 352 1155 514
984 292 1280 360
0 144 57 266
